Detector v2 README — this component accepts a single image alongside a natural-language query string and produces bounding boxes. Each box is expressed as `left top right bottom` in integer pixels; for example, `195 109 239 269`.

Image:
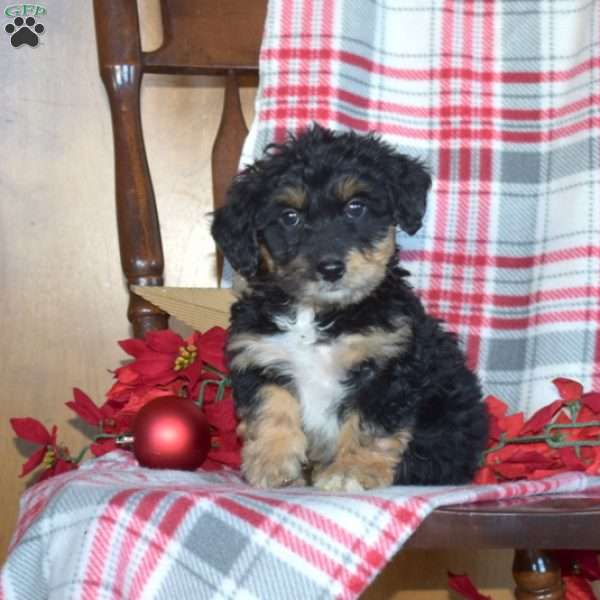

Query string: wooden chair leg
94 0 168 337
513 549 564 600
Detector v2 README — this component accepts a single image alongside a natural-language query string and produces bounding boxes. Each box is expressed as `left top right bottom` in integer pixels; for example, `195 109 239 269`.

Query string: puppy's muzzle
317 258 345 282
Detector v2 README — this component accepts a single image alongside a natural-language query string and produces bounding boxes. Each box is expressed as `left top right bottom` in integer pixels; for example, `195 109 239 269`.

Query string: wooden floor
0 1 517 596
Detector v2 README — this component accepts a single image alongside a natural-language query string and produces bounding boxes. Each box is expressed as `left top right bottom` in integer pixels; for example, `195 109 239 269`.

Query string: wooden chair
93 2 600 597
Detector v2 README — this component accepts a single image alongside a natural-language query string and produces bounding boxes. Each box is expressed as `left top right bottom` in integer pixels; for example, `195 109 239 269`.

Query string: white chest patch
266 308 346 458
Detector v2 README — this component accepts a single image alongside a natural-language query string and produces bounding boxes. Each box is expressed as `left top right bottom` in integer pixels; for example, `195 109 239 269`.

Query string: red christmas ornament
131 396 211 470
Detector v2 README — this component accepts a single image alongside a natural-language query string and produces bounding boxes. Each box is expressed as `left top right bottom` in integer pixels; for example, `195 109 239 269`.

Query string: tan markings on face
334 319 411 370
274 186 306 210
313 413 412 491
335 176 368 203
240 384 308 488
341 226 396 298
259 243 275 273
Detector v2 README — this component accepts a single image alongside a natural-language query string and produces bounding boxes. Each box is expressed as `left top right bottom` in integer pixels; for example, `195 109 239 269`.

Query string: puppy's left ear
386 154 432 235
211 168 260 278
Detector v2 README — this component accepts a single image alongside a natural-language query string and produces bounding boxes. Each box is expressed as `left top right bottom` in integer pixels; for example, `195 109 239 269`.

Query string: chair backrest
93 0 267 337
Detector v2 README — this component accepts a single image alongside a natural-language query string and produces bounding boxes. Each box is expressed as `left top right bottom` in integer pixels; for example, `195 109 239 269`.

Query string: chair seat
406 494 600 549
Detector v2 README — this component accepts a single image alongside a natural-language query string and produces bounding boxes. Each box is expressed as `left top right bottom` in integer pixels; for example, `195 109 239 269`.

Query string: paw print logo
5 16 44 48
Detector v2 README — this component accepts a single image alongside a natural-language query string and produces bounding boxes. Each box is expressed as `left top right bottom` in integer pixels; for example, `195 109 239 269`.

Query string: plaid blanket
2 451 600 600
235 0 600 415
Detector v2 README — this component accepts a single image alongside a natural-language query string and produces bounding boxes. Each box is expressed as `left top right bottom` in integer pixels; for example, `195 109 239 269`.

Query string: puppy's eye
280 208 302 228
344 199 366 220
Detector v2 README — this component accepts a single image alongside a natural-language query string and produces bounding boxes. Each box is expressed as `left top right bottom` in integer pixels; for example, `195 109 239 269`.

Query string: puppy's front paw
313 469 365 492
313 461 392 492
242 434 307 488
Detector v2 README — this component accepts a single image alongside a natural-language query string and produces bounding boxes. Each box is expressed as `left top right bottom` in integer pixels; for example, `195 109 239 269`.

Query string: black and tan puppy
212 125 488 491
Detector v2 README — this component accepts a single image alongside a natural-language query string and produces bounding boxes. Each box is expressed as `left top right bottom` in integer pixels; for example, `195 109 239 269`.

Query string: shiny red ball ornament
132 396 211 470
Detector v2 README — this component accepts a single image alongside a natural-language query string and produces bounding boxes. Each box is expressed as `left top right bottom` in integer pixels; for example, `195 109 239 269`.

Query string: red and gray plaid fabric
2 451 600 600
237 0 600 415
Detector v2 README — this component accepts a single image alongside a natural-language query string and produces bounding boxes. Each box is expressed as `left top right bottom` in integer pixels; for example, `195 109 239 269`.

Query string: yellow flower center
42 449 56 468
174 344 198 371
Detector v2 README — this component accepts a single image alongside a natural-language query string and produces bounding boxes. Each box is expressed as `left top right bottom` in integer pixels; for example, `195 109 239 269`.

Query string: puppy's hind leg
240 384 308 488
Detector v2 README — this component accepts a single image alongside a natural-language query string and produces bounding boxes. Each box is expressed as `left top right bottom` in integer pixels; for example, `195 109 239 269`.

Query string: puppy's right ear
211 170 260 278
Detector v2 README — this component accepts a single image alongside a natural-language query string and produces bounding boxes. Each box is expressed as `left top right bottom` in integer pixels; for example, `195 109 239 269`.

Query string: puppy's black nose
317 259 345 282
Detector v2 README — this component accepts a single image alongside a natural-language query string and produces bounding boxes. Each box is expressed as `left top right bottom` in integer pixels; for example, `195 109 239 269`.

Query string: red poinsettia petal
575 551 600 581
145 329 184 353
581 392 600 414
121 387 175 415
447 573 492 600
115 366 140 385
118 338 148 358
66 388 103 426
553 378 583 402
528 468 571 480
486 415 502 444
499 412 526 438
49 425 58 446
90 439 119 457
200 458 226 471
505 450 555 465
558 447 586 471
562 575 596 600
520 399 566 435
553 550 600 580
484 395 508 419
473 467 498 484
492 462 531 480
53 459 77 476
585 448 600 475
181 358 205 389
214 429 241 449
197 327 229 372
207 448 242 469
203 395 238 431
19 446 47 477
10 418 52 445
130 355 175 377
38 469 54 482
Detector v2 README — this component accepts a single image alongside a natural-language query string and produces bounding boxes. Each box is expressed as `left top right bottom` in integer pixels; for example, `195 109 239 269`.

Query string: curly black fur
212 124 488 487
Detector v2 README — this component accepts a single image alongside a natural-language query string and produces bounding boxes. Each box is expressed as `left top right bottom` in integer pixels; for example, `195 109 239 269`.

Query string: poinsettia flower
10 418 77 479
38 452 78 481
119 330 206 389
447 572 491 600
65 388 108 427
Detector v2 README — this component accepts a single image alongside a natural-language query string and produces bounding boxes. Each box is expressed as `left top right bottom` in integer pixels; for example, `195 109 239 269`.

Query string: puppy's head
212 125 431 305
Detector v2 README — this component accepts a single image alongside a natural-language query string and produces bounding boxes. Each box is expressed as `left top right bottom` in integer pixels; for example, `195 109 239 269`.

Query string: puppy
212 125 488 491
